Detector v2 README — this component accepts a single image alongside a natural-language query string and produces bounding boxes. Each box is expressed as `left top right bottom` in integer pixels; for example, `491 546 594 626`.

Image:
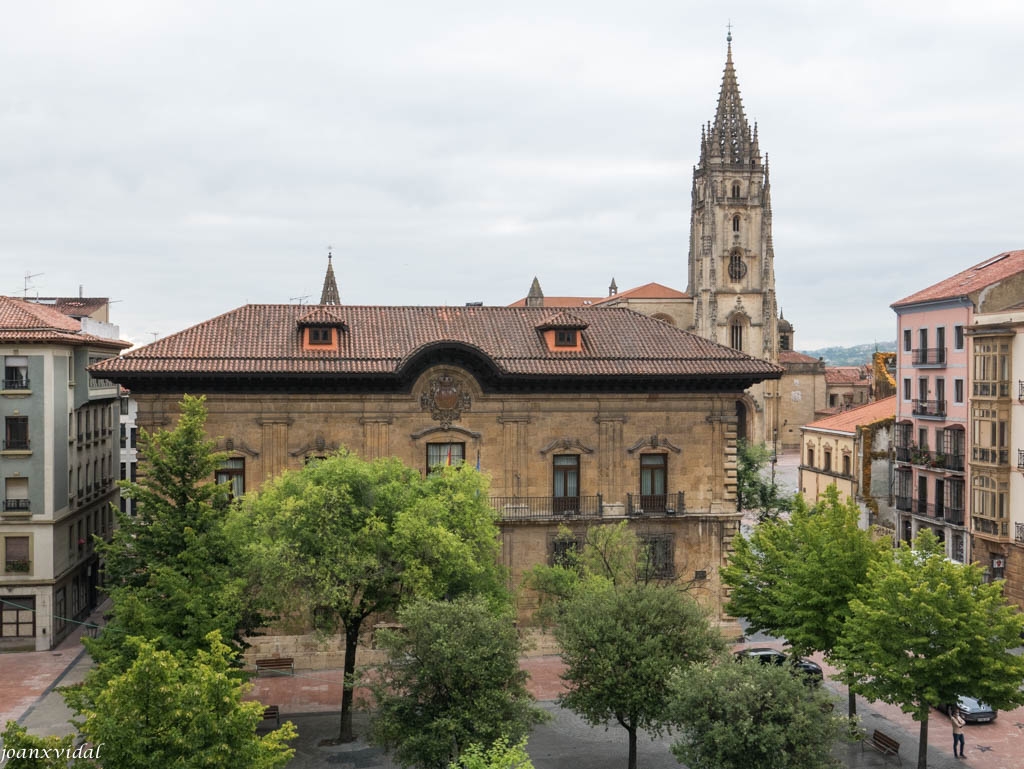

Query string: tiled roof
892 250 1024 307
29 297 110 318
0 296 129 348
508 295 603 307
297 306 347 326
779 350 820 364
595 282 688 303
825 366 869 386
803 396 896 434
92 304 783 382
536 310 589 330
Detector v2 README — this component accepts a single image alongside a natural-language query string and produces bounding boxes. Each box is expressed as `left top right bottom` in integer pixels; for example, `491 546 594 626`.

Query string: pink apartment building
891 250 1024 573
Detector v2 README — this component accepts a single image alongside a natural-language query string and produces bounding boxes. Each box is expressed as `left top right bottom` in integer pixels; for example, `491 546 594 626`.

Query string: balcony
3 499 30 512
1018 449 1024 471
896 495 912 512
895 446 911 462
2 438 30 451
973 381 1010 398
490 495 603 521
944 507 965 526
972 447 1009 466
911 347 946 366
1019 380 1024 401
2 559 30 574
626 492 686 516
912 399 946 418
1016 522 1024 544
2 377 30 390
974 518 1008 538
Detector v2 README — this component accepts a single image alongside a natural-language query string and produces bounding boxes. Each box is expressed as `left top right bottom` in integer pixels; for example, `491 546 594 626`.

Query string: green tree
369 596 545 769
0 722 94 767
448 738 534 769
91 395 263 669
833 530 1024 769
669 659 843 769
722 486 887 716
736 439 791 518
64 632 295 769
555 581 723 769
240 452 508 743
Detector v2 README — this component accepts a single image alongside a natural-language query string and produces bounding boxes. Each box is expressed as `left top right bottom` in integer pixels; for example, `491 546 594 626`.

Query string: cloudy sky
2 1 1022 350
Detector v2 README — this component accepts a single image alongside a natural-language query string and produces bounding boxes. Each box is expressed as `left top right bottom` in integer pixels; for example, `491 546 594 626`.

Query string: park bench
255 657 295 676
261 705 281 727
862 729 901 766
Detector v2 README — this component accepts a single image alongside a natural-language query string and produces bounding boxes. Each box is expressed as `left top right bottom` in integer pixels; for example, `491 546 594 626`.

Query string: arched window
730 321 743 351
731 182 741 198
732 215 740 233
728 253 746 281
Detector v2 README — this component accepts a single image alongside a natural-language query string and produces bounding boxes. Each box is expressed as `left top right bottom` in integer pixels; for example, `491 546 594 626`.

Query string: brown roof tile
825 366 870 385
804 396 896 434
0 296 129 348
92 304 783 382
594 282 688 303
892 250 1024 307
779 350 820 365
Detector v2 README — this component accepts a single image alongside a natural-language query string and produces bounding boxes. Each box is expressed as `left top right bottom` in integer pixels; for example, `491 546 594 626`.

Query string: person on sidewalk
950 705 966 758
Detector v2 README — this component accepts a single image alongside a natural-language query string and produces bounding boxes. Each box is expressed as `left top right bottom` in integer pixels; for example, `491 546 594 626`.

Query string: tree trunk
627 725 637 769
848 686 857 719
339 622 361 743
917 707 928 769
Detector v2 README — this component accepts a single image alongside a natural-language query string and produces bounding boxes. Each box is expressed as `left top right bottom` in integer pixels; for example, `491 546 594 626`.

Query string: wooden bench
261 705 280 727
255 657 294 676
862 729 901 766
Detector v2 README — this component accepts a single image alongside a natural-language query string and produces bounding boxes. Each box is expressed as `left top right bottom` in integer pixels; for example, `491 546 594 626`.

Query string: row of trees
723 486 1024 769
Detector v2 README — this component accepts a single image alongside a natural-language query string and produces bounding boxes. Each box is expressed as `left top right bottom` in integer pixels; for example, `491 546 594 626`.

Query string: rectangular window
3 535 30 573
0 595 35 638
823 449 832 472
842 454 851 476
935 377 945 406
954 325 964 350
215 458 245 499
554 330 577 347
640 534 675 579
903 329 911 352
553 454 580 513
549 533 583 568
936 327 945 358
730 324 743 351
903 378 911 400
639 454 667 512
918 377 928 400
954 378 964 403
806 445 815 467
427 442 465 472
4 477 29 512
308 327 332 345
918 328 928 352
120 397 130 416
4 417 29 451
3 356 29 389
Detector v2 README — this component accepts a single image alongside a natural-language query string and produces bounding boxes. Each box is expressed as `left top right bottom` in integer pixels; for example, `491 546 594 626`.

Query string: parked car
936 696 997 724
733 647 824 684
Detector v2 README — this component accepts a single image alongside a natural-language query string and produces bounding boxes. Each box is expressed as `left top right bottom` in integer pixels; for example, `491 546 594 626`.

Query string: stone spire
707 33 757 167
609 277 618 296
526 277 545 307
320 250 341 305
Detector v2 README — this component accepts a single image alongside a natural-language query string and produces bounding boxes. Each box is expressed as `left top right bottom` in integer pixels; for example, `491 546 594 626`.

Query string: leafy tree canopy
736 439 792 518
65 632 295 769
448 738 534 769
369 596 545 769
0 722 93 768
669 659 843 769
555 581 723 769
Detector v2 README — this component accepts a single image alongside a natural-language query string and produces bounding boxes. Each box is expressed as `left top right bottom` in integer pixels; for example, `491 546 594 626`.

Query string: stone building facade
93 299 782 627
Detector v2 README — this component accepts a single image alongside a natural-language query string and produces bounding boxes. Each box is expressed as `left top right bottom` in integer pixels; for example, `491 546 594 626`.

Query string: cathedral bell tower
687 32 779 444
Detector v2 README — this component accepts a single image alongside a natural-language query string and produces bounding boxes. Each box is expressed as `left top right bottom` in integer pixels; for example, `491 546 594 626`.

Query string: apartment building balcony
973 381 1010 398
972 447 1009 466
1019 380 1024 401
2 377 30 390
943 506 965 526
974 517 1009 538
2 559 31 574
1016 522 1024 544
491 494 603 521
626 492 686 516
1018 449 1024 471
2 438 30 451
3 499 31 512
895 445 965 472
911 347 947 366
896 495 912 512
912 399 946 418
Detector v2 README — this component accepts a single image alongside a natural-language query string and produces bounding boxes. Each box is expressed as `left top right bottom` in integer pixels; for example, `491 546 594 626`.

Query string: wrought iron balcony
912 399 946 418
895 495 912 512
2 377 30 389
1018 449 1024 471
1016 522 1024 544
626 492 686 516
3 559 30 573
2 438 29 450
1019 380 1024 401
943 506 965 526
895 446 911 462
911 347 946 366
490 494 603 521
3 499 30 512
945 453 965 472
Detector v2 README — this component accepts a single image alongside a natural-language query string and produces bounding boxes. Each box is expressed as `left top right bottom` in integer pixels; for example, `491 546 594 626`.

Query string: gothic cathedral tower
687 33 779 445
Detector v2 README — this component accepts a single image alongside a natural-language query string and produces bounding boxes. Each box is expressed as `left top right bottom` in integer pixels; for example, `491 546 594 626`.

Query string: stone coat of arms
420 375 472 428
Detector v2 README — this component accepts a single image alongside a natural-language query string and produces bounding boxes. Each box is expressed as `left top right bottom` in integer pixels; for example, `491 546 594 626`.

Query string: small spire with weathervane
320 249 341 305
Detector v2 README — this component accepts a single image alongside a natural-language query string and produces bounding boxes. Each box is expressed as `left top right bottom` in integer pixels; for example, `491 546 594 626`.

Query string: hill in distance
798 341 897 367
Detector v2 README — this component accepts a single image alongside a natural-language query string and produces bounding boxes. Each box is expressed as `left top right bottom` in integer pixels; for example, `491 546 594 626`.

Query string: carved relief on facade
419 373 472 429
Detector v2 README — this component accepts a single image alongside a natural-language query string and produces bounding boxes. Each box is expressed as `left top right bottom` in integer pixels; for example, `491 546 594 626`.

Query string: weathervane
727 20 733 43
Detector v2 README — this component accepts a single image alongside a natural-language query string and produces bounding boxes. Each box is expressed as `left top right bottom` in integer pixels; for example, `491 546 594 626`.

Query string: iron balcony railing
3 499 30 512
3 559 30 573
1018 449 1024 471
1019 380 1024 400
2 377 30 389
912 399 946 418
2 439 29 450
895 446 911 462
901 448 965 471
944 506 965 526
973 518 1008 537
1016 522 1024 544
491 494 603 521
911 347 946 366
626 492 686 516
895 495 912 512
972 447 1009 465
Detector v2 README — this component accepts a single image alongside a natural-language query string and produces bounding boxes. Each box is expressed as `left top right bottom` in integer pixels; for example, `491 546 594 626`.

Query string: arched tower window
730 320 744 351
731 182 741 198
728 252 746 281
732 215 740 233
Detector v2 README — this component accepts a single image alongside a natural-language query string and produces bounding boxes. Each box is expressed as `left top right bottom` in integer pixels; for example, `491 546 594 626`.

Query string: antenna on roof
290 294 312 306
148 332 160 342
23 271 43 298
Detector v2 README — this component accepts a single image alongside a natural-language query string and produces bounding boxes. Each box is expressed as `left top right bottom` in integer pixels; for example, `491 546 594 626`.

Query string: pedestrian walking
950 705 966 758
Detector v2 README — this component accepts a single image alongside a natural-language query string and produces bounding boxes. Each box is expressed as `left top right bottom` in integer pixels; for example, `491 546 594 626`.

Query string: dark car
936 696 997 724
734 647 824 684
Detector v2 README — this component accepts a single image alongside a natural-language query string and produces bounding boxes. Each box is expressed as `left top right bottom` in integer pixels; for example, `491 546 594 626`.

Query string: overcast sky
2 1 1022 350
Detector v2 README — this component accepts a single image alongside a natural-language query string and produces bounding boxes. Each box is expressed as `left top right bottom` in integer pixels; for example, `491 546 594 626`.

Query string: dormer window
555 330 577 347
309 327 332 346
